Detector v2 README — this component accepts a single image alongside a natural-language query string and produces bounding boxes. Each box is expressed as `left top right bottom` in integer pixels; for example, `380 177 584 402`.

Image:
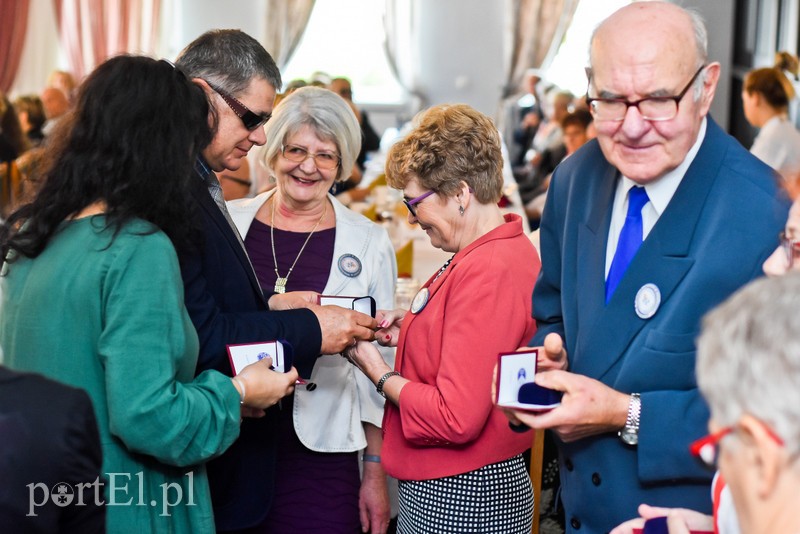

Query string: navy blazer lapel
193 181 266 303
575 163 618 352
573 119 725 381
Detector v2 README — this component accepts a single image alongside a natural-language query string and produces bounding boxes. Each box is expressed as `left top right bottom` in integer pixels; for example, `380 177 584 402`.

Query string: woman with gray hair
694 273 800 534
227 85 396 533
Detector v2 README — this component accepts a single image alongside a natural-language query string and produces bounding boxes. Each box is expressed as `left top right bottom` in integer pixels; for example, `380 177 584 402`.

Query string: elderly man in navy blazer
175 30 378 533
503 3 790 533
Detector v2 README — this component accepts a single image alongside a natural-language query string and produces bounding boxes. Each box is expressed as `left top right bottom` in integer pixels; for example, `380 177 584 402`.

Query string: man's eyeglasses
690 423 784 468
403 190 437 218
206 81 271 131
780 231 800 268
586 65 706 122
281 144 341 170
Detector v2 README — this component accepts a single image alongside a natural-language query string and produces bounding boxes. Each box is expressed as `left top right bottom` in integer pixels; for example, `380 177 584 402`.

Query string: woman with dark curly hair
0 55 298 533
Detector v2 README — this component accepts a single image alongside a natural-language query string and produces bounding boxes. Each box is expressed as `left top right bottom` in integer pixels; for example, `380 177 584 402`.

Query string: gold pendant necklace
270 195 327 294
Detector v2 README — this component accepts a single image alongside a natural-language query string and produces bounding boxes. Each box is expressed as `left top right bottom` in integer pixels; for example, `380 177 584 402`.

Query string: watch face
620 429 638 446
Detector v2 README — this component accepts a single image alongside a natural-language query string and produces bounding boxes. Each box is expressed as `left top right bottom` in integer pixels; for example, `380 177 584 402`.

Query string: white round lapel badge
635 283 661 319
337 254 362 278
410 287 430 314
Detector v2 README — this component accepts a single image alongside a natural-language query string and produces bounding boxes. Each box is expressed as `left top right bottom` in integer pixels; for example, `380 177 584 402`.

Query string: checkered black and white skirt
397 454 533 534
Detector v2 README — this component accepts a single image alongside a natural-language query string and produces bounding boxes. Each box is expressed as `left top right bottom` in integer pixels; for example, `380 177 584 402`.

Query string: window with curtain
545 0 630 96
281 0 405 104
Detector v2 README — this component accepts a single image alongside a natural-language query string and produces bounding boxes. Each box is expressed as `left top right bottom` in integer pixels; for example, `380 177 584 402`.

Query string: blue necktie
606 186 649 303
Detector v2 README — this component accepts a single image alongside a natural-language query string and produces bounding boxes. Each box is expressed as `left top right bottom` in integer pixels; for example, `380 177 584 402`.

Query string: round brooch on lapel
337 254 362 278
634 283 661 319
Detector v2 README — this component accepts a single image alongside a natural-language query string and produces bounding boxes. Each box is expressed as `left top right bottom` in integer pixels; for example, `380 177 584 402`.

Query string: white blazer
228 190 397 452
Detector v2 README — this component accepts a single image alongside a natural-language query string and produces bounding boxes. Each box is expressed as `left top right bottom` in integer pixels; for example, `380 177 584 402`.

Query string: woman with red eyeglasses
613 200 800 534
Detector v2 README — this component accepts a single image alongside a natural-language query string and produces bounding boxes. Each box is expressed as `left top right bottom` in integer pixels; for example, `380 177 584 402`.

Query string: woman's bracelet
362 454 381 463
375 371 400 398
232 376 246 405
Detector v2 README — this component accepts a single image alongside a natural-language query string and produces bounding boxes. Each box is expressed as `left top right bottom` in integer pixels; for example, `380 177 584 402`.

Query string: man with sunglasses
175 30 377 533
500 3 789 533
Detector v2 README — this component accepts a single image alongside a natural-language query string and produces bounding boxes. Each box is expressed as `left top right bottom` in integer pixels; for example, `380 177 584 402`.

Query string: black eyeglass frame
585 65 707 122
206 81 271 131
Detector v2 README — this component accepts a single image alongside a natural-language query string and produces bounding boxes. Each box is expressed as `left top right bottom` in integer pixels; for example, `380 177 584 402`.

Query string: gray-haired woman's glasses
281 144 341 170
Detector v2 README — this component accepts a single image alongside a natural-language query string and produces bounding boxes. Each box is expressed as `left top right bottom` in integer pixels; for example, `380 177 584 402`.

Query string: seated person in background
525 108 594 229
742 67 800 180
514 89 573 201
39 87 70 137
284 78 308 94
13 95 46 147
0 366 105 533
511 69 548 166
1 94 31 218
329 77 382 193
0 94 29 162
219 157 252 201
47 70 78 103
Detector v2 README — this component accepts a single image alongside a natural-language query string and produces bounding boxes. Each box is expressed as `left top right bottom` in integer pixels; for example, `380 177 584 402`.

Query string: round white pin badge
635 283 661 319
337 254 362 278
410 287 430 314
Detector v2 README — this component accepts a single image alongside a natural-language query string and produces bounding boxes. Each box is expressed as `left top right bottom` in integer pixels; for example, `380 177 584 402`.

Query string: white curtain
261 0 316 71
501 0 580 99
497 0 580 147
383 0 425 114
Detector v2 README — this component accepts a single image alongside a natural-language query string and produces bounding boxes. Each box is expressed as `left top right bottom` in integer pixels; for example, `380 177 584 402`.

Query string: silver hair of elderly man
697 272 800 456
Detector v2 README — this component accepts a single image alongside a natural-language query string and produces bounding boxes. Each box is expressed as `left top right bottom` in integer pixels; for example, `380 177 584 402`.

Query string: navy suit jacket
530 117 789 533
0 367 105 534
179 176 322 530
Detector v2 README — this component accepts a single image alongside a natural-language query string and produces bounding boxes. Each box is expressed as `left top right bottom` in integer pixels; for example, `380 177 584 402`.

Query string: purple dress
244 218 362 533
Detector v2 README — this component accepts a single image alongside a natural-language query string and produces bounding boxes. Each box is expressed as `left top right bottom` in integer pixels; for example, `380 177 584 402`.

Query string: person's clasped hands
268 290 379 354
342 308 404 376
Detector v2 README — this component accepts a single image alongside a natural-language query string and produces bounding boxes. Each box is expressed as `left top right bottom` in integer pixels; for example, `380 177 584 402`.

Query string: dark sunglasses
206 81 271 131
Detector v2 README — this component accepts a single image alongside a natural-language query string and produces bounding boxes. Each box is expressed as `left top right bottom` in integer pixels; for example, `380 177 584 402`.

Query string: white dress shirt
605 118 707 277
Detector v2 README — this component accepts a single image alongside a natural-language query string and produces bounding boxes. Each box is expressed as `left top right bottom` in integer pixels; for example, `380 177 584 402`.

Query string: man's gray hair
697 273 800 455
175 29 281 96
261 86 361 183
